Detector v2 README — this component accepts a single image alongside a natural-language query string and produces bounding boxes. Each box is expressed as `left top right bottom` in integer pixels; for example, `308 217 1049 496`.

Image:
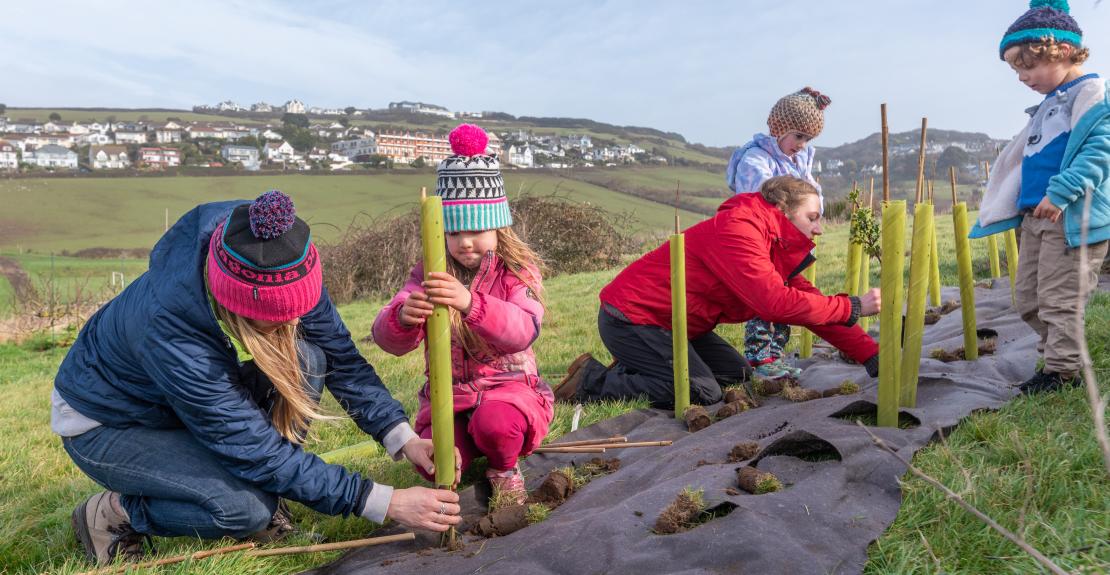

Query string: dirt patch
924 299 961 325
736 467 783 494
684 405 712 432
0 256 35 303
930 337 997 363
781 386 821 402
715 399 751 419
528 470 572 506
753 378 785 395
474 504 529 537
727 441 760 463
653 490 705 534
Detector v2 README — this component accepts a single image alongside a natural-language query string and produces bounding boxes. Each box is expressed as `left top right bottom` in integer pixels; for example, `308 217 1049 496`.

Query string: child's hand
1032 197 1062 223
399 291 434 327
422 272 473 315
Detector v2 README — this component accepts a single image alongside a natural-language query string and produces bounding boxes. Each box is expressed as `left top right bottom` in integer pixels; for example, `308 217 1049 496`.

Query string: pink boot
486 465 527 507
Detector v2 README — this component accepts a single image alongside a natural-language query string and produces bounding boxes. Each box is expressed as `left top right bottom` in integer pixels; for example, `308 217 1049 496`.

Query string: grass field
2 202 1108 573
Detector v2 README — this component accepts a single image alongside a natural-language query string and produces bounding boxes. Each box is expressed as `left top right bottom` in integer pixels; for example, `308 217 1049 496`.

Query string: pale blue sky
3 0 1108 146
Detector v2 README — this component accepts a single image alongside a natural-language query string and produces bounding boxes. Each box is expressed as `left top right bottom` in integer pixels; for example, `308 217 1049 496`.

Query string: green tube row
878 201 906 428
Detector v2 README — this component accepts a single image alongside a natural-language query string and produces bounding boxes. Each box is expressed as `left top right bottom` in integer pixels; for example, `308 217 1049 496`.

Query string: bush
320 195 633 303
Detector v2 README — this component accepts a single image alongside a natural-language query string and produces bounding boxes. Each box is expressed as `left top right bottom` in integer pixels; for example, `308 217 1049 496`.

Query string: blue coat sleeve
1047 118 1110 208
299 288 410 441
730 149 776 194
140 310 370 517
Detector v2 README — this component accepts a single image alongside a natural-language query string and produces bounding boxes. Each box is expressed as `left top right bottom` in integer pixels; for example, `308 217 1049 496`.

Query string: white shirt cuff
382 421 418 461
360 483 394 524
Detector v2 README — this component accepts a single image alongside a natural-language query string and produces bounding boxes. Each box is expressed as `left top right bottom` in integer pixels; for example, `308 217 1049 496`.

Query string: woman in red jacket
555 176 881 407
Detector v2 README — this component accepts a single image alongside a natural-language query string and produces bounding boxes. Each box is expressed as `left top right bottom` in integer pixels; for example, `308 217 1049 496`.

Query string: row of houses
329 131 503 165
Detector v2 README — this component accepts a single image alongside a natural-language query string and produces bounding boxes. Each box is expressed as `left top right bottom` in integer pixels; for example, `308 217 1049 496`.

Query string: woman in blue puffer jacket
53 191 460 566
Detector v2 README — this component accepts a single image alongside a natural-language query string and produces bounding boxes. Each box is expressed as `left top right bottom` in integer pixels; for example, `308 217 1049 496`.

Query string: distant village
0 99 660 174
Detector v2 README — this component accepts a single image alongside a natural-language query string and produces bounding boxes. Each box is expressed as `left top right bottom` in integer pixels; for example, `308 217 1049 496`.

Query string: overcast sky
3 0 1108 147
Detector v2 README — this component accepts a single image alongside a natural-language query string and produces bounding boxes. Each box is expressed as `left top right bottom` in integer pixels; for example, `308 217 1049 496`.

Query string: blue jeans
62 341 325 539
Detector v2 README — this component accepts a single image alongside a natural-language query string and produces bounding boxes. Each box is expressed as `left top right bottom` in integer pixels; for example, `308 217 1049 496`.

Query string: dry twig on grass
1076 191 1110 478
857 422 1070 575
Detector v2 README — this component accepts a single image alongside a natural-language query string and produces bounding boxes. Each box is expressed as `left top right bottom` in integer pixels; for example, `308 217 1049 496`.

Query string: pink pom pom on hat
448 123 490 156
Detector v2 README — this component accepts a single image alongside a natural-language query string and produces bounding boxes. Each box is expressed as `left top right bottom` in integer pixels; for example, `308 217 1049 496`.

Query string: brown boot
553 353 595 402
72 491 152 565
246 500 297 544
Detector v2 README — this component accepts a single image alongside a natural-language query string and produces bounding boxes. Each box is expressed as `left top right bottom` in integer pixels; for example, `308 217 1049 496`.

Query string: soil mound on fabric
728 441 760 463
653 491 704 534
529 470 573 505
474 504 529 537
736 466 783 494
930 336 997 363
716 400 751 419
684 406 712 431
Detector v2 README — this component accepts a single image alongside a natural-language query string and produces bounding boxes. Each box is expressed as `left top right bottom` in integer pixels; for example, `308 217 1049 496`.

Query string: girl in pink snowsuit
372 124 553 504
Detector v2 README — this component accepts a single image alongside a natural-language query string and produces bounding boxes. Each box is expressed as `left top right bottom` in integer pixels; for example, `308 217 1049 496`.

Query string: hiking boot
486 465 528 507
1019 371 1080 395
72 491 152 566
246 500 297 544
554 353 595 402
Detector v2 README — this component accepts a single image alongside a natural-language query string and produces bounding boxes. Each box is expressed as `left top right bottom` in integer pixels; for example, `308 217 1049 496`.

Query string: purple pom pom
449 124 489 156
249 190 296 239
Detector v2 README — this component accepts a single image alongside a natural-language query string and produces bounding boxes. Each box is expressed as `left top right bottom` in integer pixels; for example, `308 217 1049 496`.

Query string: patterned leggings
744 317 791 365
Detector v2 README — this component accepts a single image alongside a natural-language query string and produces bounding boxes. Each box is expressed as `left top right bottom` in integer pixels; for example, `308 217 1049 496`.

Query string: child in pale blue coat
725 87 830 380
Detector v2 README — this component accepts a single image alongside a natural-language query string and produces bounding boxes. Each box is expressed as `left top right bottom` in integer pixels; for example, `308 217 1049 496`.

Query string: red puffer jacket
599 193 878 364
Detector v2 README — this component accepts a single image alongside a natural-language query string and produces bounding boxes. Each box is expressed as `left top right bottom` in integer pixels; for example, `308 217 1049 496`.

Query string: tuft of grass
524 503 549 525
754 475 784 495
839 380 861 395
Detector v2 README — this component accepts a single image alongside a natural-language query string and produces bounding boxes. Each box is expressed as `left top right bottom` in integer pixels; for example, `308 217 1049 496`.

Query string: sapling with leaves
848 185 881 259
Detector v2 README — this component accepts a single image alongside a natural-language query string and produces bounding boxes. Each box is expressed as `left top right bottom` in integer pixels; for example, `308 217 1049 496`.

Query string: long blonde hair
214 303 325 443
446 227 545 360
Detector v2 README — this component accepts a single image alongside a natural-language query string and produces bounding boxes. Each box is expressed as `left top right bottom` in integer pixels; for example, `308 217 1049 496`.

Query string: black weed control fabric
305 281 1037 575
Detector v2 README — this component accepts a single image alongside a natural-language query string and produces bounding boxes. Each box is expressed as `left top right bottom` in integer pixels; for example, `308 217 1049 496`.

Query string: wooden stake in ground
901 200 933 408
950 168 978 360
800 242 816 359
544 436 627 448
1004 228 1019 306
982 160 1003 278
421 186 457 546
671 182 690 418
915 118 928 204
881 104 890 202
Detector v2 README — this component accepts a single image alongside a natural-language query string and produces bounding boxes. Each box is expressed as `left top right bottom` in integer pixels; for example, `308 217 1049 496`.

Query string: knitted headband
767 87 831 139
206 190 322 322
1000 0 1083 59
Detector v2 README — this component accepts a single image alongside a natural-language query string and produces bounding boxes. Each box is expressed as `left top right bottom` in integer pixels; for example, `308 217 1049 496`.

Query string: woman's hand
422 272 473 315
385 486 461 532
399 292 434 327
401 437 462 489
858 288 881 317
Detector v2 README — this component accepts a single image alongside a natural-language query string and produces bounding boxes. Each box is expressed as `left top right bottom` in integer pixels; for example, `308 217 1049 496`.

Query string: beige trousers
1013 215 1109 376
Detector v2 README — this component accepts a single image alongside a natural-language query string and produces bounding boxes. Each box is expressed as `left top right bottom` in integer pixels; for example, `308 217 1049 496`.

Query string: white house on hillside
221 145 260 171
155 122 183 143
0 141 19 170
114 130 149 145
283 100 306 114
90 145 131 169
265 141 297 162
331 136 377 160
508 144 534 168
25 144 77 169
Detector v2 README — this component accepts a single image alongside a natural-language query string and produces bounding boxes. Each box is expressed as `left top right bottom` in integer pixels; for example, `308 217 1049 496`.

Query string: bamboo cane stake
76 543 257 575
420 186 456 546
982 160 1003 278
246 533 417 558
950 169 979 360
1004 228 1019 306
533 446 607 454
544 436 627 448
915 118 928 204
881 104 890 202
878 199 906 427
672 182 690 419
800 251 816 359
900 201 934 407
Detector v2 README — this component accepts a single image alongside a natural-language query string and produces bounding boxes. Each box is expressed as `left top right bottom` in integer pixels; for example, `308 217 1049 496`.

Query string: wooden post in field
420 186 456 546
671 182 690 418
878 103 906 427
800 239 817 359
950 169 978 360
982 161 1002 278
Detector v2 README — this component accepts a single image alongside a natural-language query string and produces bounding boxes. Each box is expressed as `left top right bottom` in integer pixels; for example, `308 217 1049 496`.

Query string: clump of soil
924 300 961 325
822 380 861 397
736 466 783 494
753 378 785 396
728 441 760 463
684 405 712 432
930 338 997 362
653 489 705 534
781 385 821 402
581 457 622 474
715 399 751 419
529 469 573 505
723 386 758 406
475 504 529 537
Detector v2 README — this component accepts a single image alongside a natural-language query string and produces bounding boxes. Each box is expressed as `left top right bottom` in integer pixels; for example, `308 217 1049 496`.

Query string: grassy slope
1 204 1106 573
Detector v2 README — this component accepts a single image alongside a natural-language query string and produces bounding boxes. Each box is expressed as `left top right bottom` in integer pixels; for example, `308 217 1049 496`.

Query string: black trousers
578 306 750 408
